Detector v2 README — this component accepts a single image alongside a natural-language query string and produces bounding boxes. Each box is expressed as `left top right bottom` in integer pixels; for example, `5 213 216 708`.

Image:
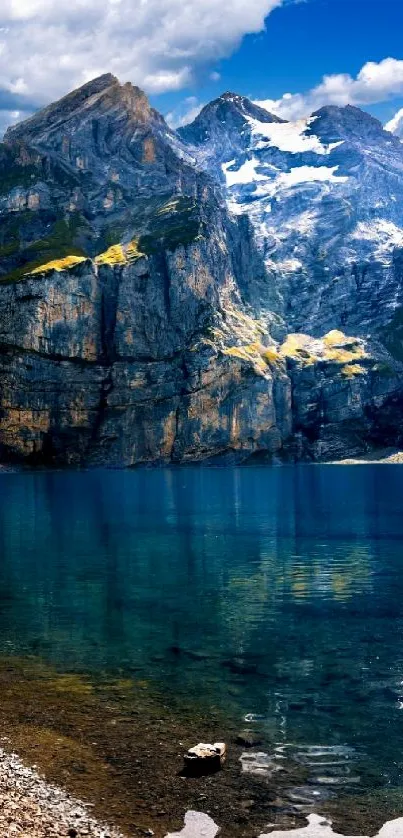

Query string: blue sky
153 0 403 126
1 0 403 136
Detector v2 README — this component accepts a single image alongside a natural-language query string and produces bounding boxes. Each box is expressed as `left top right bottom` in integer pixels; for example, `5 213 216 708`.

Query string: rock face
0 76 402 465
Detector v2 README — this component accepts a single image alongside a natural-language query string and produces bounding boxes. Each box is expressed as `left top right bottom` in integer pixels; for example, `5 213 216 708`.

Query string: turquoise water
1 465 403 801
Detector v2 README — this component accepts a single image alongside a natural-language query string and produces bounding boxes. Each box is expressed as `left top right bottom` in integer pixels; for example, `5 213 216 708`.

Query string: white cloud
385 107 403 139
0 108 27 137
166 96 205 129
256 57 403 120
0 0 284 118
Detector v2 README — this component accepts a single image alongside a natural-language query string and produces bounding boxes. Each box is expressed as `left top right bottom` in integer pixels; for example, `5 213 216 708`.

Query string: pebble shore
0 745 125 838
330 449 403 464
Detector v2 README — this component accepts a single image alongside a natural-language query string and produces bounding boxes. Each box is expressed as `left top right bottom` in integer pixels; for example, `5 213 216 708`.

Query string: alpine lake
0 465 403 837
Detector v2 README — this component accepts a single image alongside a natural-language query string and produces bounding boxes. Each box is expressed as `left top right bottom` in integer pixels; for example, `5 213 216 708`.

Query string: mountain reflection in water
0 466 402 796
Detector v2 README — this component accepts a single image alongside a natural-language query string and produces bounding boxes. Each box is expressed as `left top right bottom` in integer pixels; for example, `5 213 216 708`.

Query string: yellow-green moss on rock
29 255 87 275
280 331 367 367
341 363 366 378
95 239 143 266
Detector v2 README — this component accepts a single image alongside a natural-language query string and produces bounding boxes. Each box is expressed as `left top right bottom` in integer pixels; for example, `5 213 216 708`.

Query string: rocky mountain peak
310 103 399 148
179 91 284 151
3 74 165 150
214 91 283 122
4 74 119 143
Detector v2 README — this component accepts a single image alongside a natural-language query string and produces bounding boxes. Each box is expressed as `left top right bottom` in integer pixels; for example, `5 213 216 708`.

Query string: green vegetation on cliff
0 213 89 284
139 196 202 254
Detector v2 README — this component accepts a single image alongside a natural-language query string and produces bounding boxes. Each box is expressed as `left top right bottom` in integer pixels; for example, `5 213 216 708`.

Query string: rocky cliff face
0 77 402 465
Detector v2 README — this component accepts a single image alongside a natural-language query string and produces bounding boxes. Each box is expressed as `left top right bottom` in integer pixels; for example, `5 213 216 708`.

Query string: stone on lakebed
184 742 226 775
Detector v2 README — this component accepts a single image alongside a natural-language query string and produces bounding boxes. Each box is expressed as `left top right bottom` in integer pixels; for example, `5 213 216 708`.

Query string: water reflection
0 466 402 792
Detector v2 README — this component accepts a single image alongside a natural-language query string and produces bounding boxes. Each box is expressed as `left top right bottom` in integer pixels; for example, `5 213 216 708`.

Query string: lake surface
1 465 403 816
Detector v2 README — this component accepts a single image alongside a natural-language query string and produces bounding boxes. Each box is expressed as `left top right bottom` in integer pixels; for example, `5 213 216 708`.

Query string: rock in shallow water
240 751 283 778
165 811 403 838
184 743 226 775
165 810 220 838
235 730 263 748
259 812 403 838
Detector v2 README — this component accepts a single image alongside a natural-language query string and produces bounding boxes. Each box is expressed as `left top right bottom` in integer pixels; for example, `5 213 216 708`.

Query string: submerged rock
240 751 283 778
259 812 403 838
236 730 263 748
165 810 220 838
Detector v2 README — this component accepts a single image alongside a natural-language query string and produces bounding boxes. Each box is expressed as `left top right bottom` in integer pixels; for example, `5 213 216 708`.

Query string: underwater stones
184 743 226 775
235 730 262 748
258 812 403 838
165 811 220 838
284 786 335 806
240 751 283 778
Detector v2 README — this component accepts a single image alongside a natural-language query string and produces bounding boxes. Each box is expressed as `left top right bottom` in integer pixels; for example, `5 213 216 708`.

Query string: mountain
1 72 204 276
180 92 284 164
0 78 402 466
182 98 403 337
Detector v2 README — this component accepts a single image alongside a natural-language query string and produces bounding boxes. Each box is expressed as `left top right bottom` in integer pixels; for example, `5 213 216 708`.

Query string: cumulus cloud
0 0 283 133
256 57 403 120
385 107 403 139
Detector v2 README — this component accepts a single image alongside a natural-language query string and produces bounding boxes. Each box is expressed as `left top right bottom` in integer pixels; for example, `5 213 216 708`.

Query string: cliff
0 76 402 465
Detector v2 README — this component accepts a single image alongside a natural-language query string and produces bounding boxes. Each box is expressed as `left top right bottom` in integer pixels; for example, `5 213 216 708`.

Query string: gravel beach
329 449 403 464
0 744 125 838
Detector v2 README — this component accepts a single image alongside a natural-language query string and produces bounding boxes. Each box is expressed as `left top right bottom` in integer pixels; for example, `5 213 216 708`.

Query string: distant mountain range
0 74 402 466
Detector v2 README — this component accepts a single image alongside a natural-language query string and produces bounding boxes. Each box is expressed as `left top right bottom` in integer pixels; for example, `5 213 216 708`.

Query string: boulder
184 742 226 775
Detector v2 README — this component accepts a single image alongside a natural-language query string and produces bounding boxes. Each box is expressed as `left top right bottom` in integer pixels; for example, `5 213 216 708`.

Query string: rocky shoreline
0 745 124 837
0 654 402 838
3 756 403 838
329 448 403 464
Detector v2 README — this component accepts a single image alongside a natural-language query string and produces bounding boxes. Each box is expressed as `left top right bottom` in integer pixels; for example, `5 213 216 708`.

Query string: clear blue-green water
1 465 403 804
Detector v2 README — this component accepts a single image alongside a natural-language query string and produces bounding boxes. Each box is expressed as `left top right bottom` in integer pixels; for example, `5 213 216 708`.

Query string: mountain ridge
0 76 402 466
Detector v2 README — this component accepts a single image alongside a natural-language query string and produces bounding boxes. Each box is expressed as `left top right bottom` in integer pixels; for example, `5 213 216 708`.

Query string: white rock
165 810 220 838
258 812 403 838
184 742 226 772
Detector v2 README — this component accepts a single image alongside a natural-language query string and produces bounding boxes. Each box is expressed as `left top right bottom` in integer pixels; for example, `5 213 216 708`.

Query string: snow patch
222 158 267 186
246 116 345 155
252 165 348 199
276 165 348 188
223 155 348 204
350 220 403 259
